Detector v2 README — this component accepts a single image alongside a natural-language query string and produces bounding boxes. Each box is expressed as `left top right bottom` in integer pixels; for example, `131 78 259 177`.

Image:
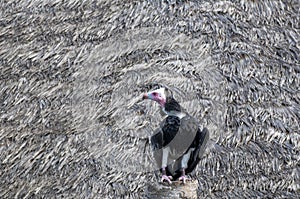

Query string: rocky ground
0 0 299 198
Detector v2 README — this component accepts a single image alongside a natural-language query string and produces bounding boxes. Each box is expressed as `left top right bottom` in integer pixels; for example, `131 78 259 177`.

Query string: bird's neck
162 97 186 119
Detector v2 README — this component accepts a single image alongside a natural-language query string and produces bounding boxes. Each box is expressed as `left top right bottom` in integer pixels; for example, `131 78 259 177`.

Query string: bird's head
142 87 168 107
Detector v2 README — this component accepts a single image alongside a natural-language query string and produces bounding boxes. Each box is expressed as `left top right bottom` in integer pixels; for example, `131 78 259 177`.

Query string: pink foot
178 175 190 184
161 175 173 184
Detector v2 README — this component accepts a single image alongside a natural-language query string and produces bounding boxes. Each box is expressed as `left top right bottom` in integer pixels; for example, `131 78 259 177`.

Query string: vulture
142 87 209 184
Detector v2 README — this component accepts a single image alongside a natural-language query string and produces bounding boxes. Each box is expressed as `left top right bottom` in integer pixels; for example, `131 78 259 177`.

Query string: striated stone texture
0 0 299 198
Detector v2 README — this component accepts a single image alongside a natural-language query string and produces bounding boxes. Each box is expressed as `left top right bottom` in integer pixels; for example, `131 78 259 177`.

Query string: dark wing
163 115 200 177
150 128 163 151
169 127 210 179
160 116 180 146
150 115 199 174
150 116 180 150
186 127 209 174
167 115 199 155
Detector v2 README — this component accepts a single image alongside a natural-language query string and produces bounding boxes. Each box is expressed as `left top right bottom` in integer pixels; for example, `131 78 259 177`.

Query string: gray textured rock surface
0 0 299 198
145 180 198 199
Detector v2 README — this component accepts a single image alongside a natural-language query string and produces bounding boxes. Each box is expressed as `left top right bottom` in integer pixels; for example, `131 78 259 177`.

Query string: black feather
164 97 181 112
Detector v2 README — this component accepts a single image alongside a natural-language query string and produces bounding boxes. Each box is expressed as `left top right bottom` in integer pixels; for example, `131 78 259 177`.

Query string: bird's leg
178 168 190 184
179 148 194 184
160 148 173 184
161 167 173 184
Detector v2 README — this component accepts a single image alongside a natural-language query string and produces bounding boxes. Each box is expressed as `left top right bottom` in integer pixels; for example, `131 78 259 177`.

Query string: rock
145 180 198 199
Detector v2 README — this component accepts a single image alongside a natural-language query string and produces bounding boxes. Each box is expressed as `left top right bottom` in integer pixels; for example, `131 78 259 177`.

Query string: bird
142 87 209 184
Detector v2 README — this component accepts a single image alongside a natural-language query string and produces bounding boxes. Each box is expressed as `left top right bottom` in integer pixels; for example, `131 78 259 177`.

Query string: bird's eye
152 92 158 96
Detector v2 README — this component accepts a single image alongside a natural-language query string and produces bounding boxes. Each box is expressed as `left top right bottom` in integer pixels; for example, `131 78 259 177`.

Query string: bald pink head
142 88 167 107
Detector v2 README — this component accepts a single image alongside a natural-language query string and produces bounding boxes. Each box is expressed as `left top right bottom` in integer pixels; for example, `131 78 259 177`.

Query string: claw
161 175 173 184
178 175 190 184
